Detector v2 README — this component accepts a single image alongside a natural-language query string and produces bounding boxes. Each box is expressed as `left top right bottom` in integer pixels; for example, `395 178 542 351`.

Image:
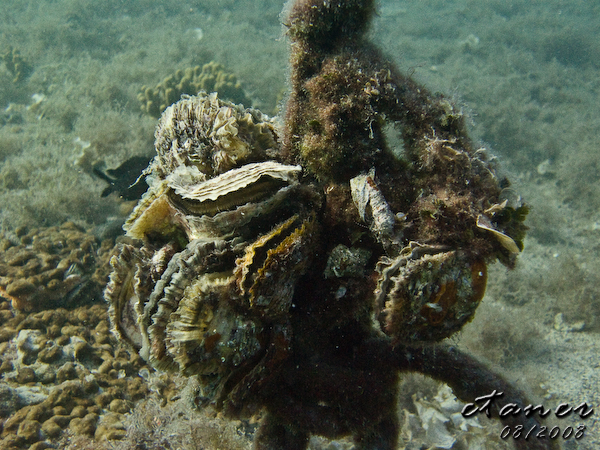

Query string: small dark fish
93 155 152 200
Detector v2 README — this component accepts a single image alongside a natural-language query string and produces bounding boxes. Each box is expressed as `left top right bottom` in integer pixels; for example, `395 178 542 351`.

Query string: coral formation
138 62 252 117
0 297 149 449
0 222 111 312
0 225 149 448
0 46 32 83
103 1 554 450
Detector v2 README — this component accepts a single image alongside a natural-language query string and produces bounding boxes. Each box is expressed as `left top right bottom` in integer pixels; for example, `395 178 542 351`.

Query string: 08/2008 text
500 424 586 441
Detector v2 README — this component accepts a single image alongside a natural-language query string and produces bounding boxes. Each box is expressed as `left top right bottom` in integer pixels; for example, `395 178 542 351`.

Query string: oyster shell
476 214 520 254
235 213 319 318
167 161 301 224
153 91 280 178
374 244 487 342
124 93 303 242
168 161 301 204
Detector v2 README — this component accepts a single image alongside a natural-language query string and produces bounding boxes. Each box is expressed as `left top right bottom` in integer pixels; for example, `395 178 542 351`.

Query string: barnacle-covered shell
153 91 280 178
374 244 487 342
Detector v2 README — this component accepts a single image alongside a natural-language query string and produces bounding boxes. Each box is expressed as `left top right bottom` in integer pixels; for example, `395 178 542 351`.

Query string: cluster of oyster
105 92 320 407
105 91 520 412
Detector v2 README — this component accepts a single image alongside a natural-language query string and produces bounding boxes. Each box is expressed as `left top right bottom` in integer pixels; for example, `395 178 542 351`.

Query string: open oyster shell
125 160 304 242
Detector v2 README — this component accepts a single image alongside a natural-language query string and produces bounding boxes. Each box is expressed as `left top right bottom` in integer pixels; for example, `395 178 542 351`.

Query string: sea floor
0 0 599 449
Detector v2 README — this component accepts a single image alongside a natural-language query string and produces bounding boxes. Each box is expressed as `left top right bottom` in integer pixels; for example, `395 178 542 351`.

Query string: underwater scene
0 0 598 449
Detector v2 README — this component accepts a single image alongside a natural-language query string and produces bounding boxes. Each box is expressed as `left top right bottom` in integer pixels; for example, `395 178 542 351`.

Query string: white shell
350 170 399 250
168 161 301 203
476 214 520 254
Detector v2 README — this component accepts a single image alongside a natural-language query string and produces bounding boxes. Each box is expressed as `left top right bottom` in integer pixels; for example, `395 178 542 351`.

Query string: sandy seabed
0 0 599 449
